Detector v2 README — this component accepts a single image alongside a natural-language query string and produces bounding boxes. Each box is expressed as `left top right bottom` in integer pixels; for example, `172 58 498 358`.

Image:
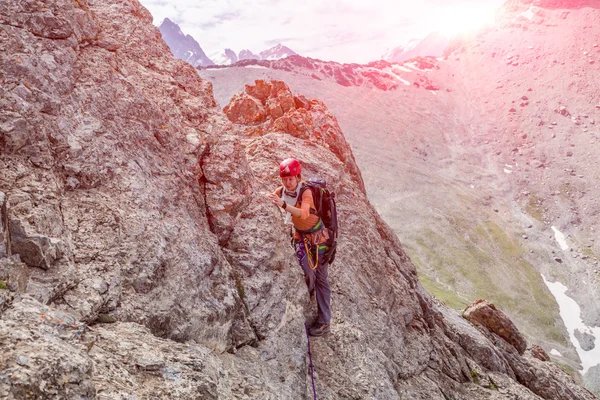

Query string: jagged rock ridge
0 0 597 399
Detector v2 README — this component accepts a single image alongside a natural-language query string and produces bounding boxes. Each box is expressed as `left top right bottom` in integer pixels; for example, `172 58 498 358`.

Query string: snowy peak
158 18 214 67
210 44 298 65
383 31 449 63
210 48 239 65
259 44 297 60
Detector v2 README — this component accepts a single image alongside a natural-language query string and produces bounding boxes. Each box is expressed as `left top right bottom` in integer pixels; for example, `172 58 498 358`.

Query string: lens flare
433 5 498 38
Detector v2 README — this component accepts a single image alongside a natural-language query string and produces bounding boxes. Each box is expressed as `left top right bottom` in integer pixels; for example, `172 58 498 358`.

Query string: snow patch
542 275 600 375
551 226 569 250
404 61 429 72
550 349 563 357
515 4 535 21
396 66 412 73
384 67 411 86
504 164 513 174
244 65 268 69
429 90 437 95
520 9 534 20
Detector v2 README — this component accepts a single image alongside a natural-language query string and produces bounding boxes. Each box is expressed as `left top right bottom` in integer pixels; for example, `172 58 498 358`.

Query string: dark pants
295 241 331 325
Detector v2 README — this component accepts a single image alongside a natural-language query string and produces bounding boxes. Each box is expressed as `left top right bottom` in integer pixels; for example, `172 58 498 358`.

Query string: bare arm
266 189 311 219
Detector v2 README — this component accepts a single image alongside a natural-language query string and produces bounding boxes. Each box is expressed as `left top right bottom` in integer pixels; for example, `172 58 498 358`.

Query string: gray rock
530 160 544 168
15 356 28 366
574 329 596 351
557 106 571 116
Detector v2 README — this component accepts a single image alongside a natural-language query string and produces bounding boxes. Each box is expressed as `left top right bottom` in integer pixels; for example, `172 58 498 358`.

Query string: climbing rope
303 236 319 270
305 323 318 400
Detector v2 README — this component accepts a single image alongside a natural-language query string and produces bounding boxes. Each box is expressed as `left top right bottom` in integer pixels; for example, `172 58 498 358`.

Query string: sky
139 0 508 64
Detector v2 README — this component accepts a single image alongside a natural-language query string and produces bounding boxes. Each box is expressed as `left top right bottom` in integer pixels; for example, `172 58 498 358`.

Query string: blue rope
305 323 318 400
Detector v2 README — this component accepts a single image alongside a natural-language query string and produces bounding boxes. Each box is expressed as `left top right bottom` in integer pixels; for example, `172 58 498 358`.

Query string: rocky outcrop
530 344 551 361
224 80 366 193
463 299 528 355
0 0 597 399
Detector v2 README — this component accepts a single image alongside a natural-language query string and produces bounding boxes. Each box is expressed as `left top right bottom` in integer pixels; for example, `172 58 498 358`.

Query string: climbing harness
305 323 318 400
300 225 328 271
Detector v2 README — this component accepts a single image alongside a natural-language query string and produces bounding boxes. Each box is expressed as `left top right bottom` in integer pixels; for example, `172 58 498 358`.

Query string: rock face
0 1 597 399
0 0 243 349
463 299 528 355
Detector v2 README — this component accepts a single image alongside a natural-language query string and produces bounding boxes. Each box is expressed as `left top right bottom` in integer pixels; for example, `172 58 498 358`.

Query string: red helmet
279 158 302 177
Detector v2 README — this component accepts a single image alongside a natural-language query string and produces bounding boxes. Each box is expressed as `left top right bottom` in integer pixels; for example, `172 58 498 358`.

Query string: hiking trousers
295 241 331 325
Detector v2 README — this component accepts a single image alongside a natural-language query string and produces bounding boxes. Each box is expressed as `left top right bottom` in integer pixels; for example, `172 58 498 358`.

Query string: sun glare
434 5 498 38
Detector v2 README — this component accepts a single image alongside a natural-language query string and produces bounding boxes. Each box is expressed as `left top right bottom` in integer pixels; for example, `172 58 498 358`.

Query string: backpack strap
298 184 318 216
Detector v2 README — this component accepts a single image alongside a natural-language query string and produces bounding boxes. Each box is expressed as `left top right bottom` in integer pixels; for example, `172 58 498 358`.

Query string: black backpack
299 178 339 264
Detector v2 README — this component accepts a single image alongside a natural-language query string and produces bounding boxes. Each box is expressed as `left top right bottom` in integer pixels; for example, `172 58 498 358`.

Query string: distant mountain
210 48 238 66
258 44 297 60
383 31 449 62
158 18 214 67
210 44 298 65
238 49 260 61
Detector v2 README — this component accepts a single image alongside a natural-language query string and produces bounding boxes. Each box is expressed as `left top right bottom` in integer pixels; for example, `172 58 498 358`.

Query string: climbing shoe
308 323 330 337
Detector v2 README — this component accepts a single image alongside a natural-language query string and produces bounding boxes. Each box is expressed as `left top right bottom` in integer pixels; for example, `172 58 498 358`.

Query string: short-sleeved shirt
275 184 329 244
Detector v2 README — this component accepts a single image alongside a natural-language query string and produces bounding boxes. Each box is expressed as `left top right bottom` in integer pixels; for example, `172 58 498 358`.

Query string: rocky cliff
0 0 597 399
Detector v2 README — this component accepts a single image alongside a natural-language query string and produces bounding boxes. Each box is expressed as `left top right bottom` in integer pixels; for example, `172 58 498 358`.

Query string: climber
267 158 331 337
